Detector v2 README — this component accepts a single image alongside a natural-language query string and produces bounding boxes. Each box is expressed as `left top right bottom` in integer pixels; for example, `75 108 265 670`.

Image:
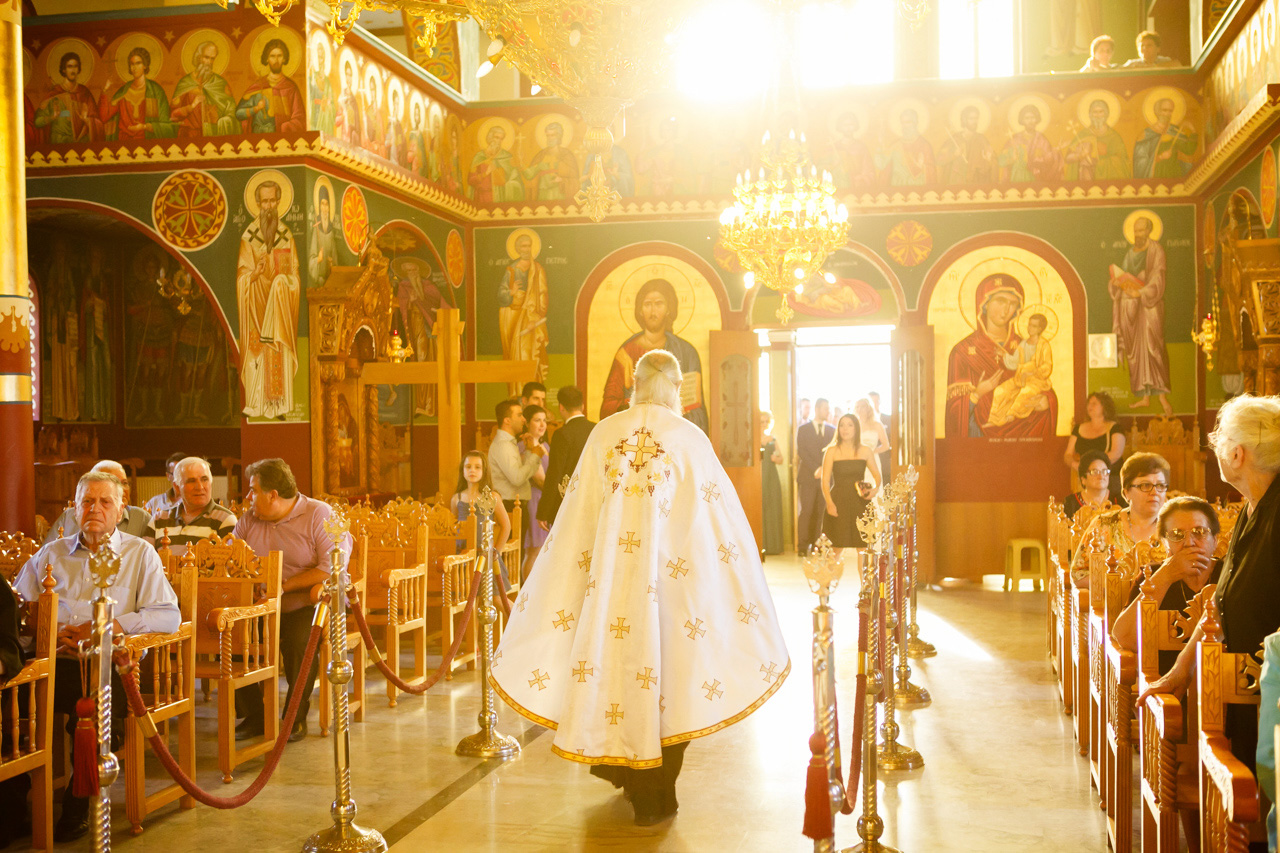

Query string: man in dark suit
869 391 892 484
796 397 831 555
537 385 596 531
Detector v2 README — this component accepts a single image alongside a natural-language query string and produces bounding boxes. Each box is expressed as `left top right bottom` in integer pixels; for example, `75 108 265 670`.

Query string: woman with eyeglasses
1063 392 1125 494
1110 496 1221 666
1063 450 1114 519
1137 394 1280 771
1069 451 1170 590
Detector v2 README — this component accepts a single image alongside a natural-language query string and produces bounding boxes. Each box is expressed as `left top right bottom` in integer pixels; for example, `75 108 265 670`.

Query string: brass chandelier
719 131 849 324
229 0 686 221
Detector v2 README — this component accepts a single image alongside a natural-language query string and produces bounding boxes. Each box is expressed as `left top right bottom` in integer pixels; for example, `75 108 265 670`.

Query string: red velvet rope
493 562 513 616
844 583 870 814
117 618 325 808
347 568 482 695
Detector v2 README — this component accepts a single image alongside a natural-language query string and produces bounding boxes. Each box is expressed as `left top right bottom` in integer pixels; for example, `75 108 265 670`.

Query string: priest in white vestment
491 350 790 825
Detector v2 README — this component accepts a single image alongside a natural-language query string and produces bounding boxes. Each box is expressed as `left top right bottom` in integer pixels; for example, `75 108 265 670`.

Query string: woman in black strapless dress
821 414 881 557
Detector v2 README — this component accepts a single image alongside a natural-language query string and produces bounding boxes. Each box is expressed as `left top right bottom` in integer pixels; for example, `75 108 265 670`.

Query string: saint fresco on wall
585 255 719 436
1107 210 1173 414
497 228 549 394
237 168 301 420
927 245 1075 440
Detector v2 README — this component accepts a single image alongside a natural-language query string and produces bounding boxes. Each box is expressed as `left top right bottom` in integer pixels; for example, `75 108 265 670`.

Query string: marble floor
43 556 1112 852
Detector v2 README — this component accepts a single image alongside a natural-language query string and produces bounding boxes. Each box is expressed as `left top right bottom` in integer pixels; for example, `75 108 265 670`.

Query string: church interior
1 0 1279 850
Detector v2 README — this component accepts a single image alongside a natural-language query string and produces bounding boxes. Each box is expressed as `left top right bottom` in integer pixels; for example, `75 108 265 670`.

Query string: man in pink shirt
232 458 351 742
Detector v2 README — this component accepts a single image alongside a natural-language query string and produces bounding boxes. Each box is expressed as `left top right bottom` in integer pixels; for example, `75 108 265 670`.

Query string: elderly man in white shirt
488 398 544 546
15 471 179 842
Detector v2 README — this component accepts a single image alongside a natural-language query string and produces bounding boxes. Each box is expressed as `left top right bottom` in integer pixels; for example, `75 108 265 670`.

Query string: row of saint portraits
22 27 308 145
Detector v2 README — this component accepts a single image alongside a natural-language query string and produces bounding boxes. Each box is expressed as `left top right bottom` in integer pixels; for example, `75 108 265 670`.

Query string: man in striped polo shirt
153 457 236 553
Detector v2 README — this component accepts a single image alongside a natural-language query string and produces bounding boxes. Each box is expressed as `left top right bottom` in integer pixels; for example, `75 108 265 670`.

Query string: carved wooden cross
359 308 537 492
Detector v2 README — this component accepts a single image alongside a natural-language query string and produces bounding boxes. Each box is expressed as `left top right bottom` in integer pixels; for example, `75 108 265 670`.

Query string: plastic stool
1004 539 1047 592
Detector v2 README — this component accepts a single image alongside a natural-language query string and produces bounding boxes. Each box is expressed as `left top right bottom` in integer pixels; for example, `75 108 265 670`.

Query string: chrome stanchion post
456 487 520 758
852 506 899 853
804 535 846 853
876 489 923 772
304 512 386 853
903 467 935 660
891 482 930 711
87 547 122 853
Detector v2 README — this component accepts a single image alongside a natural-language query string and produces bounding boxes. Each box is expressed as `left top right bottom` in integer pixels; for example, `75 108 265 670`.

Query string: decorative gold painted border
489 658 791 769
1184 84 1280 195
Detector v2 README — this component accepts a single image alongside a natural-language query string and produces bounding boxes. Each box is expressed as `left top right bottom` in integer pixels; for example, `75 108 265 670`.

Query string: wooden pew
1196 600 1262 852
1071 529 1104 757
1137 579 1208 853
0 567 57 849
120 553 198 834
169 534 284 783
0 532 40 585
1087 544 1118 805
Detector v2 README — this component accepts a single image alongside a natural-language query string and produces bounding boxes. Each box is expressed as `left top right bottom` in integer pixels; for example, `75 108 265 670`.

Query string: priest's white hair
1208 393 1280 473
632 349 683 414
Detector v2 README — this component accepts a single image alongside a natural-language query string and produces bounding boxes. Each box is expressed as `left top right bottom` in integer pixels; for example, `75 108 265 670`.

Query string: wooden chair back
353 513 427 612
0 567 57 848
183 535 283 675
1213 501 1244 560
440 550 478 676
0 532 40 584
1196 600 1262 851
425 496 474 577
1126 417 1206 497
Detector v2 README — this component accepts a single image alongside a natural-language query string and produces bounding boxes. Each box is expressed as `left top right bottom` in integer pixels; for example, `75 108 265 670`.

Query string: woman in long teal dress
760 411 784 555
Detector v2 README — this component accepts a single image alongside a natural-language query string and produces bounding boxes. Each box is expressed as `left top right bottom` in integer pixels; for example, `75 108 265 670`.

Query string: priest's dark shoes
633 803 677 826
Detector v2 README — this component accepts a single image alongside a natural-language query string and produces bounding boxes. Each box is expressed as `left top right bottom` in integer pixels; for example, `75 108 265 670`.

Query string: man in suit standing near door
796 397 831 555
537 385 596 531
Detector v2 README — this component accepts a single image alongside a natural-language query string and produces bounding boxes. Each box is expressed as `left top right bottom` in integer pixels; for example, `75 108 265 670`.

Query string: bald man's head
91 459 131 505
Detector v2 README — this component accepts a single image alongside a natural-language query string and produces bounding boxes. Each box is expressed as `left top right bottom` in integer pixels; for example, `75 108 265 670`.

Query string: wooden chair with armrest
1195 599 1262 852
426 499 477 679
119 552 197 834
439 551 478 677
1046 500 1065 694
315 546 366 735
175 534 283 783
0 533 40 586
1136 580 1208 853
494 500 522 641
1087 544 1119 807
0 568 57 850
349 511 429 707
1070 528 1105 759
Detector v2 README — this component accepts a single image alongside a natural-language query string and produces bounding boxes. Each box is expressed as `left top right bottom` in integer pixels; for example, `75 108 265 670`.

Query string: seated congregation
0 384 592 847
1046 393 1280 853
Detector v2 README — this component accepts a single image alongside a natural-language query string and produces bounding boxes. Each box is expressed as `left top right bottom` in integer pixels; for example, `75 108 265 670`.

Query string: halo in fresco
948 97 991 133
387 77 406 117
408 91 426 127
341 184 370 253
505 227 541 260
534 112 576 149
828 104 870 139
313 175 336 215
244 168 294 217
1015 303 1060 340
446 229 466 286
475 116 516 149
1123 208 1164 244
957 255 1044 331
428 102 444 136
111 33 164 81
1141 87 1187 126
1261 146 1277 229
337 47 359 89
178 29 232 75
887 97 931 137
152 170 228 251
248 27 303 78
362 63 384 110
23 47 35 90
45 38 94 82
618 259 700 337
308 27 332 76
1006 94 1052 133
1075 89 1122 128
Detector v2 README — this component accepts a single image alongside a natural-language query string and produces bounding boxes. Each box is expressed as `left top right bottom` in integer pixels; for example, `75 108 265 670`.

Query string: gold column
0 0 33 535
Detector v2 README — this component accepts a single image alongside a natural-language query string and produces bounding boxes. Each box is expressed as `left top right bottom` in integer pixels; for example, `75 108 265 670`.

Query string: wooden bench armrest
1 657 50 689
1200 733 1261 823
119 625 194 658
1105 645 1138 684
208 603 274 633
1141 690 1184 740
382 566 427 585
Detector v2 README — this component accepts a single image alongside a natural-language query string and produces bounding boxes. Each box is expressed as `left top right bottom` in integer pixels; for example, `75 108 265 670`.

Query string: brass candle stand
852 507 900 853
86 546 122 853
456 487 520 759
873 490 923 773
804 535 847 853
889 485 930 711
305 511 387 853
901 468 935 660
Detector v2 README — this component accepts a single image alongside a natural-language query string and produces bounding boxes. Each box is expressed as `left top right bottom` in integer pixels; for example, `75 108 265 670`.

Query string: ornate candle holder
387 331 414 364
